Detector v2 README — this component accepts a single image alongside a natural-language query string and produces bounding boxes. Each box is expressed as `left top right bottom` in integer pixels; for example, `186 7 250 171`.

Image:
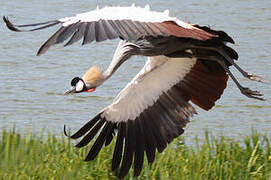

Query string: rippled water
0 0 270 144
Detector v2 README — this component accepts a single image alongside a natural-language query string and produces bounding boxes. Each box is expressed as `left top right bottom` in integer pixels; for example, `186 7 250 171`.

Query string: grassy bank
0 129 271 180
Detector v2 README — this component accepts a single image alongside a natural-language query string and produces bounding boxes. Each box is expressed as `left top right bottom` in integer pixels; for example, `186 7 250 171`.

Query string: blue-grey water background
0 0 270 145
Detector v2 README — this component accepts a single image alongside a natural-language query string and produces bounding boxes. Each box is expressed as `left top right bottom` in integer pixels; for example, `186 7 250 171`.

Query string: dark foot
245 73 264 83
241 87 265 101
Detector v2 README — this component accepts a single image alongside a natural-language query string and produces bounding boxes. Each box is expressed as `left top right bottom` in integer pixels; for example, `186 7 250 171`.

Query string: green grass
0 128 271 180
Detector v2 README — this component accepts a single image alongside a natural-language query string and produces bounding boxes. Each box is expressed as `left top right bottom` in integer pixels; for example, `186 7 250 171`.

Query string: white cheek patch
76 80 84 92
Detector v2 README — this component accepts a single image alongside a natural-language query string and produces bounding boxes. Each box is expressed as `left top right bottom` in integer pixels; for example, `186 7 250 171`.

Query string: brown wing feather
177 60 228 110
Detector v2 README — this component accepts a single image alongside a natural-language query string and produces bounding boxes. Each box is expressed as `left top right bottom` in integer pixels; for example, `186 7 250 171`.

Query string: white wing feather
101 56 197 122
59 5 194 29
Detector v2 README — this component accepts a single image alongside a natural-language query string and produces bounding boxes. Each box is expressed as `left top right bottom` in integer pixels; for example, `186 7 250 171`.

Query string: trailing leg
189 45 263 82
217 60 264 101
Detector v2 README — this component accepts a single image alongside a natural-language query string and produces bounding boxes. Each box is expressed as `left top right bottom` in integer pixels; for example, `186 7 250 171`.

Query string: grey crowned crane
3 5 264 178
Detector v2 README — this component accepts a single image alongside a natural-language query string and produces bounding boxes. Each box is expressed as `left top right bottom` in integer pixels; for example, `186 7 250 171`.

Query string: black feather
3 16 21 31
194 25 235 44
166 91 191 126
112 122 125 171
223 45 239 60
85 121 114 161
133 119 145 176
69 113 101 139
140 114 156 164
165 50 193 58
29 21 60 31
75 118 105 148
144 111 167 153
3 16 60 32
119 120 135 178
105 124 117 146
154 101 176 143
159 93 185 136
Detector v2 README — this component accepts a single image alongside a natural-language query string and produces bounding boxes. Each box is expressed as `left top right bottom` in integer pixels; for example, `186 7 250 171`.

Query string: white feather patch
76 80 84 92
59 5 194 29
101 56 197 122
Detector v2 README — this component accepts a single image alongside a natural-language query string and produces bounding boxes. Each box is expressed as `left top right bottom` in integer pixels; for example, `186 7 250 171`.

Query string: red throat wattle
86 88 96 92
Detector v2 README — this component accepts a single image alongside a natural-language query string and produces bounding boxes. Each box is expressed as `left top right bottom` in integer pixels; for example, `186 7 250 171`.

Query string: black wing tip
229 37 235 44
195 25 235 44
219 30 235 44
37 43 48 56
84 155 95 161
63 124 81 139
3 16 21 32
63 124 71 137
36 48 44 56
64 124 81 139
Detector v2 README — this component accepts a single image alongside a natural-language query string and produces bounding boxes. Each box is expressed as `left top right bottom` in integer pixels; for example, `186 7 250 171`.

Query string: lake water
0 0 270 144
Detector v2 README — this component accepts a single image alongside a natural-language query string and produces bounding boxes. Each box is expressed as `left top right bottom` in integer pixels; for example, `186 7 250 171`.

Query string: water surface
0 0 270 144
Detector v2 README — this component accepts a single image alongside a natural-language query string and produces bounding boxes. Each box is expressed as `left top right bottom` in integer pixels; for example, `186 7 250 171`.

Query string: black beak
64 86 76 95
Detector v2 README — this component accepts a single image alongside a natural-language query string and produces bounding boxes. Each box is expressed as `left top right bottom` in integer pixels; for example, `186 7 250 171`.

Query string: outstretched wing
65 55 229 178
3 5 216 55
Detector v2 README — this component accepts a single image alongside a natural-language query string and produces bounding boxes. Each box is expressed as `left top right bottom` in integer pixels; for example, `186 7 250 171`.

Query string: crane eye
71 77 81 86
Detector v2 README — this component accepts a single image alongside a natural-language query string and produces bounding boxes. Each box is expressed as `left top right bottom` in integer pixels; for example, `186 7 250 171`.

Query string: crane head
65 65 104 94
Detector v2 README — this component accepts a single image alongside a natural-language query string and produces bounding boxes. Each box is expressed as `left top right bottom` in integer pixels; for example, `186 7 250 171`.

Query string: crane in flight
3 4 264 178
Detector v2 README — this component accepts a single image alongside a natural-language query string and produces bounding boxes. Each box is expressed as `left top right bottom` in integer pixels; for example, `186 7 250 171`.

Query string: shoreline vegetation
0 128 270 179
